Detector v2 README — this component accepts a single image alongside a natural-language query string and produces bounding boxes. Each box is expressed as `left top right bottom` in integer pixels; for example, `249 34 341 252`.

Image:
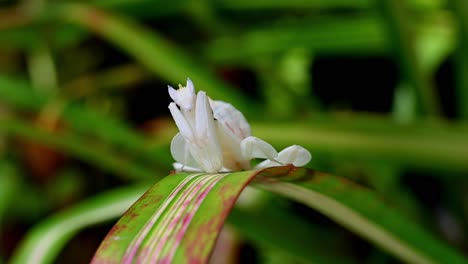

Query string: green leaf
9 184 148 264
0 75 158 161
377 1 440 116
54 3 256 115
449 0 468 120
252 119 468 171
228 190 357 264
0 117 157 180
93 167 467 264
92 171 255 263
215 0 442 10
205 17 388 64
0 159 20 222
0 75 170 179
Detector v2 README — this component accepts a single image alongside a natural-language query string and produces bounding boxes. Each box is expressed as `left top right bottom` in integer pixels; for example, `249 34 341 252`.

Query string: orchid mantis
168 79 311 173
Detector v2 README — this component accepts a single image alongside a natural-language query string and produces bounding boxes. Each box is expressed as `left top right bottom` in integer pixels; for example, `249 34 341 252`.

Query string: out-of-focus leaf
449 0 468 119
3 73 465 173
0 117 158 180
0 159 19 221
0 75 166 167
415 14 455 75
216 0 443 10
205 17 389 64
252 118 468 171
255 167 467 263
93 166 467 264
0 75 47 110
378 1 440 116
9 184 149 264
0 24 87 50
216 0 371 10
205 14 454 71
55 3 256 115
90 0 185 18
229 189 357 264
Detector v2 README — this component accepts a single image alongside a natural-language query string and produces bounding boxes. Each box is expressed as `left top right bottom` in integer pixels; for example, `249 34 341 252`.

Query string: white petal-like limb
195 91 214 138
276 145 312 166
170 133 199 168
210 99 251 170
185 78 195 93
168 78 196 111
167 79 311 173
216 122 250 170
254 145 311 169
191 91 223 173
210 100 251 140
168 103 193 139
254 159 281 169
240 136 278 160
173 162 203 172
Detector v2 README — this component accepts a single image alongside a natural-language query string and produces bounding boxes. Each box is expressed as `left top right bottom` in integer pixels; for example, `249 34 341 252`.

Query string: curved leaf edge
92 166 468 264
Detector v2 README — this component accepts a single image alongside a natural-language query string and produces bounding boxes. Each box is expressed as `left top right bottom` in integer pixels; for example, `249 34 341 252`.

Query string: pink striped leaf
91 166 467 264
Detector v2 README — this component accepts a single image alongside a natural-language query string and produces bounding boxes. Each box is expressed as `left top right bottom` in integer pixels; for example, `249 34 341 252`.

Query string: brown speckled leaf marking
123 173 228 263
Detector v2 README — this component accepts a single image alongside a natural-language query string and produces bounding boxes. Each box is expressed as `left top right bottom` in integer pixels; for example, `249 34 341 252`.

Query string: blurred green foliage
0 0 467 263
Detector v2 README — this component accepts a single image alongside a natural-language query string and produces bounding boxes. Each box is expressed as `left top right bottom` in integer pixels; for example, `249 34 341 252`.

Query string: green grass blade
0 75 162 165
205 17 388 64
449 0 468 119
9 184 148 264
93 167 467 264
378 0 440 116
255 167 467 264
228 191 357 264
216 0 441 10
0 117 156 180
54 3 255 115
0 160 20 234
252 119 468 171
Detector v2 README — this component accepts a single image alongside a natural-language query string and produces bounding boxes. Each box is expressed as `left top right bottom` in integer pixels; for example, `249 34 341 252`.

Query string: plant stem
378 0 441 116
449 0 468 120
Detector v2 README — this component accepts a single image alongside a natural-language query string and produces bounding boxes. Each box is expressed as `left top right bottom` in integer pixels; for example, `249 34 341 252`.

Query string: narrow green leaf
93 167 467 264
205 17 388 64
449 0 468 119
216 0 442 10
0 75 170 176
9 184 148 264
54 3 256 115
0 75 161 164
255 168 467 264
228 191 357 264
253 120 468 171
0 160 19 223
378 1 441 116
0 117 156 180
0 75 48 111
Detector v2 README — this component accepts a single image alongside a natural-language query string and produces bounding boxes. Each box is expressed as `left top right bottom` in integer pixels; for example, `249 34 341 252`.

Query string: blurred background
1 0 468 263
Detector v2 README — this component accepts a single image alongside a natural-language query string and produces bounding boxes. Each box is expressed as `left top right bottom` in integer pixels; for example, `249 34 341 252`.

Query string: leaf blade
9 185 148 264
93 167 468 264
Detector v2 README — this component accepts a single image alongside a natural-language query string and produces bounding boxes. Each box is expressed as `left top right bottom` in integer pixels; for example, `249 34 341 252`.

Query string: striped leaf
92 166 467 264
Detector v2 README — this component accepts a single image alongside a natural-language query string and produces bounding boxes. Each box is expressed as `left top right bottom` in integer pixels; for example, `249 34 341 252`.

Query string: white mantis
168 78 311 173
